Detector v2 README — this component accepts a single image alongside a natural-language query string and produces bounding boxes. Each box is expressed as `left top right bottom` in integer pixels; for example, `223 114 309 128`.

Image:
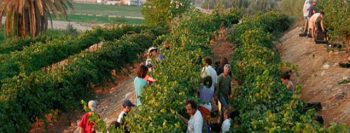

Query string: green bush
0 33 156 132
0 25 144 87
124 10 241 132
228 11 349 132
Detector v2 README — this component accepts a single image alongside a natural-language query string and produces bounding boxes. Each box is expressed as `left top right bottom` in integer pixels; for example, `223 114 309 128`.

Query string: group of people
175 57 234 133
75 45 296 132
302 0 326 42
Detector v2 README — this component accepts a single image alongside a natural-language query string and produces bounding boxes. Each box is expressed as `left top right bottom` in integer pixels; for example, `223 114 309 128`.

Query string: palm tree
0 0 73 38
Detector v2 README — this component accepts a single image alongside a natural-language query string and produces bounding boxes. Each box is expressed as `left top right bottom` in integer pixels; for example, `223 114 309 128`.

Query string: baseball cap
123 99 135 107
148 47 157 54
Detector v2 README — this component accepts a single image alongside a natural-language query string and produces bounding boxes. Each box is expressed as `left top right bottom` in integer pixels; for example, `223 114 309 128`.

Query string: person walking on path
134 64 148 106
77 100 99 133
302 0 311 35
215 57 231 76
215 64 232 108
113 99 135 132
201 57 218 92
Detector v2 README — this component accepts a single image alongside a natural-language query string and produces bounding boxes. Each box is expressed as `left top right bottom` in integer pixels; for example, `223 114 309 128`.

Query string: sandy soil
278 28 350 126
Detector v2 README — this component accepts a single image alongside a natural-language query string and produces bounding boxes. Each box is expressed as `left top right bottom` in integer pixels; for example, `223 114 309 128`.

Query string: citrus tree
0 0 73 38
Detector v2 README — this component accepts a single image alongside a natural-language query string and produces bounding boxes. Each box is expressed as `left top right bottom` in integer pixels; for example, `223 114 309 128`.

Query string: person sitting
177 100 204 133
201 57 218 92
309 11 325 42
216 64 232 108
114 99 135 132
134 64 148 106
77 100 98 133
280 71 295 92
221 108 232 133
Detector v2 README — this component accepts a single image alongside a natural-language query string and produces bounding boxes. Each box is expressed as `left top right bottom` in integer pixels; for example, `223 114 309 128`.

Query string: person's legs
304 17 309 34
219 96 228 108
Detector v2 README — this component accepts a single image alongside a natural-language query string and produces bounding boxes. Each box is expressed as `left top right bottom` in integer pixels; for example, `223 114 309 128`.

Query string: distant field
52 3 144 24
54 14 144 24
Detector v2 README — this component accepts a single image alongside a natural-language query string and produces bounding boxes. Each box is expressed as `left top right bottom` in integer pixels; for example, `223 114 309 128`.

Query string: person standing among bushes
309 12 325 42
280 71 295 92
302 0 311 35
178 100 204 133
198 76 214 112
201 57 218 92
77 100 98 133
215 57 231 76
134 64 148 106
113 99 135 132
147 47 165 64
144 64 156 84
221 108 232 133
216 64 232 108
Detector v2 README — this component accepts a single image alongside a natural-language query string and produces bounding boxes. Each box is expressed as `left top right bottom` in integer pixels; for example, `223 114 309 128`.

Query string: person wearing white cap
78 100 98 133
146 47 165 65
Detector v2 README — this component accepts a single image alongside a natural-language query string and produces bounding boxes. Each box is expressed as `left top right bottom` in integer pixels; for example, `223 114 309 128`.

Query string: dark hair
281 71 291 80
220 57 228 67
202 76 213 88
186 100 198 110
137 64 148 78
204 57 212 65
320 11 325 15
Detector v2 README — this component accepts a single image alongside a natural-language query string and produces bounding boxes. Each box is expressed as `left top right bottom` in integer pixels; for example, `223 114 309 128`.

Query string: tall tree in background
142 0 191 27
0 0 73 38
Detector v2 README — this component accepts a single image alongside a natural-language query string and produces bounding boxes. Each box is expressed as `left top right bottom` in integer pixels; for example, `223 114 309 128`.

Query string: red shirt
78 113 96 133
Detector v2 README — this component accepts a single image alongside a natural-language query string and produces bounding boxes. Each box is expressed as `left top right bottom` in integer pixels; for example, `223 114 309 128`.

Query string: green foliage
0 32 157 132
0 25 144 87
279 0 305 20
318 0 350 46
228 11 292 44
0 29 70 54
123 10 241 132
228 11 349 132
142 0 191 27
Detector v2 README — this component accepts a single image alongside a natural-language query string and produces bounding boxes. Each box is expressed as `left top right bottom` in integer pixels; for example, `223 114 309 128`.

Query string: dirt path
30 62 138 133
278 28 350 126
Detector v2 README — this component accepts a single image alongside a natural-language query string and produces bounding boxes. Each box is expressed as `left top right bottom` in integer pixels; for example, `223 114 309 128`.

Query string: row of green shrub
228 12 348 132
123 9 241 132
0 30 158 132
0 25 144 87
0 29 71 55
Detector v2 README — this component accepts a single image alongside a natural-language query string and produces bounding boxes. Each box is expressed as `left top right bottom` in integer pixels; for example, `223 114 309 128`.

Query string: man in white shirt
221 109 232 133
201 57 218 92
177 100 204 133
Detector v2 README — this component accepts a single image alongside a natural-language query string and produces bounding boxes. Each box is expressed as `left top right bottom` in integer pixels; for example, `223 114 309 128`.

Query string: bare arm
321 20 325 31
176 113 188 125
